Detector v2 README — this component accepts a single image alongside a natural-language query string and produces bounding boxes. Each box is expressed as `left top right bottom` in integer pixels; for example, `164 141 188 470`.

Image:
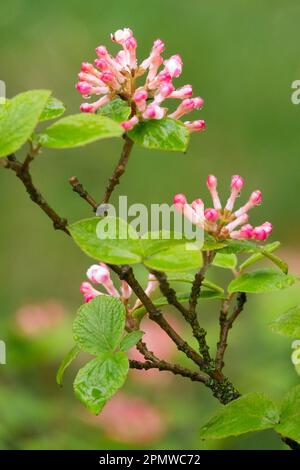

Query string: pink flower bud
121 116 139 131
234 190 262 217
125 37 137 50
86 263 120 297
133 274 159 310
94 58 110 71
145 274 159 298
240 224 254 238
133 88 148 112
96 45 108 57
148 70 172 90
133 89 148 102
80 95 110 113
153 39 165 54
80 282 102 303
121 281 132 300
252 226 267 241
250 190 262 205
164 54 183 78
225 175 245 212
81 62 94 73
111 28 133 44
231 175 244 191
170 85 193 99
206 175 217 190
143 104 165 120
173 193 187 208
204 208 219 222
184 120 206 133
80 103 94 113
191 97 204 109
76 82 92 95
100 71 115 84
87 264 110 284
154 83 175 104
169 98 202 120
206 175 222 211
261 221 273 235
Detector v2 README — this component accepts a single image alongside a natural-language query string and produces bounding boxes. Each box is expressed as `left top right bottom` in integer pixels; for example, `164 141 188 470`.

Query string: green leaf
129 118 190 152
219 239 258 254
69 217 202 271
98 97 131 123
213 253 237 269
0 90 51 158
202 235 228 251
275 385 300 443
239 242 281 272
73 296 126 355
199 393 280 440
37 114 123 148
56 344 80 386
119 331 144 352
39 96 65 122
74 352 129 414
269 306 300 338
228 269 297 294
68 217 142 265
260 249 288 274
143 244 203 272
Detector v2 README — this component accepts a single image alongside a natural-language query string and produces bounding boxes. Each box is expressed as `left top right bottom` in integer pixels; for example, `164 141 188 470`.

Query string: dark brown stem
101 135 134 204
215 292 247 371
151 269 212 366
110 264 204 368
129 359 209 384
69 176 98 211
2 154 69 234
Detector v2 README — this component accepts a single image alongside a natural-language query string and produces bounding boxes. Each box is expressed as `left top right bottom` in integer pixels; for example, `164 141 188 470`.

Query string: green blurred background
1 0 300 450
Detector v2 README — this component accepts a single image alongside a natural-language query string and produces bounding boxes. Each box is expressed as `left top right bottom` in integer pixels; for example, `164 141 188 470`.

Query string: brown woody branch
110 264 204 368
215 292 247 371
129 359 209 384
151 269 212 365
69 176 98 211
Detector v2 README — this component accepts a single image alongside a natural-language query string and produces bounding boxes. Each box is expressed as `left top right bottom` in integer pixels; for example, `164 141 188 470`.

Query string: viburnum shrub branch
1 28 300 450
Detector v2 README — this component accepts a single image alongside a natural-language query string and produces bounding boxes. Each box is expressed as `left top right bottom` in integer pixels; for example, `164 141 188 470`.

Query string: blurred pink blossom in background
128 315 183 385
15 300 66 337
83 392 166 445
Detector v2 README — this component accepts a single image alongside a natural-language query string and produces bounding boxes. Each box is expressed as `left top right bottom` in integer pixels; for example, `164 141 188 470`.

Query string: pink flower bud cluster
76 28 205 133
80 263 158 305
174 175 272 241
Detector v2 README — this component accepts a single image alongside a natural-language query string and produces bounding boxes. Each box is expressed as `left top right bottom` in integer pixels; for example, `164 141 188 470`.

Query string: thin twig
129 359 209 384
69 176 98 211
101 135 134 204
215 292 247 371
110 264 204 368
151 269 212 365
